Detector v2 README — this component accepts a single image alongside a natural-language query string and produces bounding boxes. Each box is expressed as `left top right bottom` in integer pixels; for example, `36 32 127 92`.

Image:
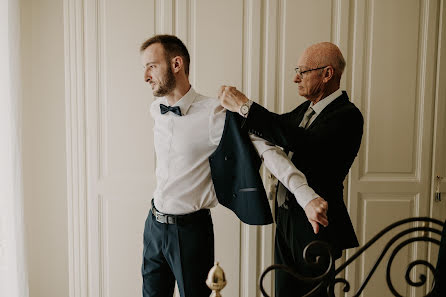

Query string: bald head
300 42 346 81
295 42 346 102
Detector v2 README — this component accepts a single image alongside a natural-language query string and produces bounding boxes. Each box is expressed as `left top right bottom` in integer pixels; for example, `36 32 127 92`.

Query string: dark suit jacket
209 111 273 225
432 220 446 296
245 91 363 251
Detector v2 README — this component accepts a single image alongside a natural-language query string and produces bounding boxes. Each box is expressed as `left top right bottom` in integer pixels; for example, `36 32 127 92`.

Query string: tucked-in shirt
150 87 316 214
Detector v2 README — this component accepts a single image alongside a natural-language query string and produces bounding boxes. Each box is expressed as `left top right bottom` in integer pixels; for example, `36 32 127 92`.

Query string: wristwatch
239 100 252 118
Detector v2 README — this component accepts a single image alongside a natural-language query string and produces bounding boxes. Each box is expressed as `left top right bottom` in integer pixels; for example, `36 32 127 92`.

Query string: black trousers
141 206 214 297
275 202 339 297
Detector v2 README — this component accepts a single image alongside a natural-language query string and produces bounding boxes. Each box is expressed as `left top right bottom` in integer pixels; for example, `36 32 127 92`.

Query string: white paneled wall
347 1 442 296
22 0 446 296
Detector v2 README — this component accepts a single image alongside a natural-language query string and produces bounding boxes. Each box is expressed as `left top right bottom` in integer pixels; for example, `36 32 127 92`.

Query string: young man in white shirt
140 34 328 297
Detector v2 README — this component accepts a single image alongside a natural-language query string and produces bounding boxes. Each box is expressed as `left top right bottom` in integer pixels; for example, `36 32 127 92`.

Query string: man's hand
218 85 249 112
304 197 328 234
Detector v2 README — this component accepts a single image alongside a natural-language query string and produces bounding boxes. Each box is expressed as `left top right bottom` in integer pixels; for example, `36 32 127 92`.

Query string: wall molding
64 0 109 295
262 0 279 112
357 0 436 183
63 0 89 296
240 1 262 296
355 193 421 296
155 0 174 34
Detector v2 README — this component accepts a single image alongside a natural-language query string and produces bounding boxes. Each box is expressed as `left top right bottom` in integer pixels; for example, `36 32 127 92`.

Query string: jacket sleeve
246 101 363 162
245 102 309 151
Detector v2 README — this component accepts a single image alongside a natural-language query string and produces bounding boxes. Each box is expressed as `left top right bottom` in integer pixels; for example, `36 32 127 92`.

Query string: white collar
162 87 197 116
310 89 343 115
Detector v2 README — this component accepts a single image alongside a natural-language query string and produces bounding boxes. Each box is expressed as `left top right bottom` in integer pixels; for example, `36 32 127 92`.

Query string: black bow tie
160 104 182 116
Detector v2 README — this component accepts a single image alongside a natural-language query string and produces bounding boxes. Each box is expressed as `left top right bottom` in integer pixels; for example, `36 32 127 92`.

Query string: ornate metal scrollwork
259 217 445 297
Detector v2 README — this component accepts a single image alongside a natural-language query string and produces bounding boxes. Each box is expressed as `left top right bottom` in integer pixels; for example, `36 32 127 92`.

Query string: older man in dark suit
219 42 363 297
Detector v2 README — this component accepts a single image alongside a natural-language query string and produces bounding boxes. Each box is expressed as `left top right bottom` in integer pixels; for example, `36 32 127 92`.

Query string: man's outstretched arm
219 86 310 151
251 135 328 234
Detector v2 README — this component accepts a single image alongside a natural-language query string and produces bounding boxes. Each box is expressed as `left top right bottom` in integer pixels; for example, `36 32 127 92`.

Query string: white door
346 0 446 296
431 0 446 237
428 0 446 290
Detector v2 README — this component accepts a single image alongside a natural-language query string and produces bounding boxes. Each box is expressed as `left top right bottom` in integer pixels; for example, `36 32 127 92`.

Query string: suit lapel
295 101 311 124
306 92 349 130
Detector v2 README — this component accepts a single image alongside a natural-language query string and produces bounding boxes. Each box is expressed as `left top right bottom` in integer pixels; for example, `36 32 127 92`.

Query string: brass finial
206 261 227 297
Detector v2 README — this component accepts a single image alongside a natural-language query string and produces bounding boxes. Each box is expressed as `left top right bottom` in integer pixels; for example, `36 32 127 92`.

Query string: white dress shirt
250 137 319 208
150 87 316 214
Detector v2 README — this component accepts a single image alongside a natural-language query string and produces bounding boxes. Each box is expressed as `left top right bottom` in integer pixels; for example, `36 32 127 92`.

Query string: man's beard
153 66 176 97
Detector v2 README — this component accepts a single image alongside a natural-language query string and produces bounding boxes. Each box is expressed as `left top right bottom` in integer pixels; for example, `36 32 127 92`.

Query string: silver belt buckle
153 209 161 222
152 207 179 224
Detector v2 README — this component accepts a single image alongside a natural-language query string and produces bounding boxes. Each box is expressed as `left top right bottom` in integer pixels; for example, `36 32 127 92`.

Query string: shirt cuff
291 184 320 209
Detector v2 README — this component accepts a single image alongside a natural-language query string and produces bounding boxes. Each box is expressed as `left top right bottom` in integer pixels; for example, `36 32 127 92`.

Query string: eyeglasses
294 66 328 78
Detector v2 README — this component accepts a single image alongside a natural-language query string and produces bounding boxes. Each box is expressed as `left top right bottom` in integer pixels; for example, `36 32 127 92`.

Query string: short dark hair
140 35 190 76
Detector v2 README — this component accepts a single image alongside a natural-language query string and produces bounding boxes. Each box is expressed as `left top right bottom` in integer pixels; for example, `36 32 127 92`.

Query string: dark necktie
159 104 182 116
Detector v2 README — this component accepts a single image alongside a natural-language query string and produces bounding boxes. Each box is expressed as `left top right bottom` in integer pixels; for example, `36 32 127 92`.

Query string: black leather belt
151 200 210 225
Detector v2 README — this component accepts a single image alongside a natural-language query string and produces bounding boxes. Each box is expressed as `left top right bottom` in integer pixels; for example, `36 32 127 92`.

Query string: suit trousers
275 201 339 297
141 205 214 297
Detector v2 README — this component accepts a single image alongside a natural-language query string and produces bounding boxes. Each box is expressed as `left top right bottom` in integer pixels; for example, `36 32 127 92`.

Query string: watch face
241 105 249 115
